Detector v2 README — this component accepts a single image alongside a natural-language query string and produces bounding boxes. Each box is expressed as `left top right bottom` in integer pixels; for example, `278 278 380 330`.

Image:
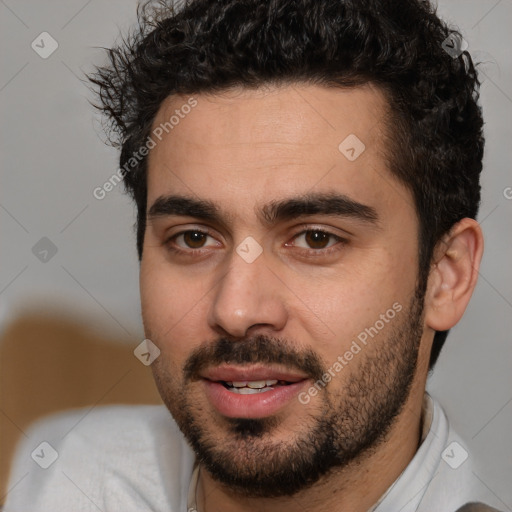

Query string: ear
424 218 484 331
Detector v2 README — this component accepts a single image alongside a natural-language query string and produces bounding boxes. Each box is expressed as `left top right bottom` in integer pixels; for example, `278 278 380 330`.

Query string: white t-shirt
3 394 502 511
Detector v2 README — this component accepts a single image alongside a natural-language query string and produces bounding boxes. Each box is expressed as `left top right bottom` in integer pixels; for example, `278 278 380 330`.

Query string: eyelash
164 228 347 257
287 228 347 257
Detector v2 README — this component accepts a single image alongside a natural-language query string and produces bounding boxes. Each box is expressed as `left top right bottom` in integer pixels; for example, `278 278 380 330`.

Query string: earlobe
424 218 484 331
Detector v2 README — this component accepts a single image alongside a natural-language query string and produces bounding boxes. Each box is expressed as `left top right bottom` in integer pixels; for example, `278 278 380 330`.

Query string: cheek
285 255 413 359
140 256 210 359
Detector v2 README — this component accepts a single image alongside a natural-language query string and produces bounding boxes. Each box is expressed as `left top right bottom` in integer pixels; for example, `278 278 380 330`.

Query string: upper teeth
228 380 279 388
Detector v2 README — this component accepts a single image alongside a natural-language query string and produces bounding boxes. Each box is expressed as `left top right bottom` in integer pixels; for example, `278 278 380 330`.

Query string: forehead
150 83 387 158
146 83 413 221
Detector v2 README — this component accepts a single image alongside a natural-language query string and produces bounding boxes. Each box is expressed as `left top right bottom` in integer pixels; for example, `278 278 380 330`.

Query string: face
140 84 425 497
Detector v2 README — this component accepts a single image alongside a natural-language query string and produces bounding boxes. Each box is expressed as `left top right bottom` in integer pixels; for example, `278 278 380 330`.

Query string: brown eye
304 230 331 249
286 228 346 255
165 228 222 258
181 231 208 248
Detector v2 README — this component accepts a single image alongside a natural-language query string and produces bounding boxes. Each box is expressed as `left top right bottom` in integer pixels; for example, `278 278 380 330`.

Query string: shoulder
418 397 505 512
19 403 175 439
15 404 186 467
4 405 195 512
377 395 505 512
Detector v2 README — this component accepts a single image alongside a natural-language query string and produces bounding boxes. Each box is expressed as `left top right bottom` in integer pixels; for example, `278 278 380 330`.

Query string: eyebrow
147 193 379 227
261 193 378 226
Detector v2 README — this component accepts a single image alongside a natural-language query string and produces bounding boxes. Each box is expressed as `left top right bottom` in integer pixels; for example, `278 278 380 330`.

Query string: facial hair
150 288 424 498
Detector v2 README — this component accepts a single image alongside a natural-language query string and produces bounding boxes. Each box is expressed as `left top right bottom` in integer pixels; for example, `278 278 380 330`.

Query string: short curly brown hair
89 0 484 369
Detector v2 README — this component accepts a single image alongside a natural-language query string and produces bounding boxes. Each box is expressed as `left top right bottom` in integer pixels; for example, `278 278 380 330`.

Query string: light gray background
1 0 511 508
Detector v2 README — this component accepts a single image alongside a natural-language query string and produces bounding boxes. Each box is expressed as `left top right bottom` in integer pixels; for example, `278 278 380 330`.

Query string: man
4 0 504 511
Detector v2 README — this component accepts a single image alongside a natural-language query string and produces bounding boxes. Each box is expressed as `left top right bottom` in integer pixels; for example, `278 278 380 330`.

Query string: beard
150 287 425 499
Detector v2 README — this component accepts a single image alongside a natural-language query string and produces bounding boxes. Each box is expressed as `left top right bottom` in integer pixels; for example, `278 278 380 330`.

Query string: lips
201 364 308 384
200 364 309 418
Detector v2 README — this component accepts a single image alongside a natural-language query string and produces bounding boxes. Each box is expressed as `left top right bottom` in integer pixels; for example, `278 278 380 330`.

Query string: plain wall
1 0 511 507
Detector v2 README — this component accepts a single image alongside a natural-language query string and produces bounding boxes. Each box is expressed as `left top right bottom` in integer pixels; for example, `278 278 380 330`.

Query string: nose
207 248 288 339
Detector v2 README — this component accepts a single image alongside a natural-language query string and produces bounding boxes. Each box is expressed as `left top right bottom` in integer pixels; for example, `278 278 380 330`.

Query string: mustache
183 335 326 382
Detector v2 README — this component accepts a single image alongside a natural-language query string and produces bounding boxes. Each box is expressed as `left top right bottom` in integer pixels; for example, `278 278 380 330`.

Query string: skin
140 83 483 512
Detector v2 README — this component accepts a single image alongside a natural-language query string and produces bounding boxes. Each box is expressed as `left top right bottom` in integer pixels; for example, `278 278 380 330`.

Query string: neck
196 386 426 512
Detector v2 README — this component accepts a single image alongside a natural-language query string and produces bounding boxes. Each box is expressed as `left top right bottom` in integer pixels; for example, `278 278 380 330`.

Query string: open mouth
203 373 308 418
221 379 292 394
